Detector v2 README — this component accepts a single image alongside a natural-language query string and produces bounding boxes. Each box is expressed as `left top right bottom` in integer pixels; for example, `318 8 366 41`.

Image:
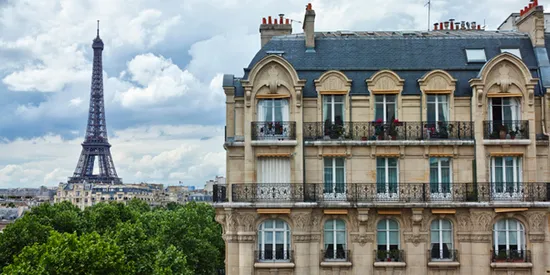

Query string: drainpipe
302 92 306 201
537 70 550 137
471 87 477 189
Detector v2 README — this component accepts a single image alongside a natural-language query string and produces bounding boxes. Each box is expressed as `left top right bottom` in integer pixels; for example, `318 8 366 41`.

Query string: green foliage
3 231 130 275
0 201 224 275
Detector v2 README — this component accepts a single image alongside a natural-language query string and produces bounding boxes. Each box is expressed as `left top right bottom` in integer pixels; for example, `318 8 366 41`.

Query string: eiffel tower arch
68 21 122 184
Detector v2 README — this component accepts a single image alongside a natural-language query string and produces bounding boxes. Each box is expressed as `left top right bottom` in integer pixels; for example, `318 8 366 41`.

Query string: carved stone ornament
226 213 237 232
411 209 424 226
469 233 491 243
311 213 322 232
296 88 302 107
291 213 311 232
245 89 252 107
267 65 281 94
224 234 255 243
476 87 484 107
456 233 471 242
526 211 547 233
403 233 428 247
237 213 256 232
470 210 495 232
456 211 471 232
496 64 512 93
529 233 545 243
215 214 225 226
350 233 374 246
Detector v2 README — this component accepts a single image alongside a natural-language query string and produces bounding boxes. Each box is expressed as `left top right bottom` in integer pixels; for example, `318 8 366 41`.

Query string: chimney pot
534 0 539 7
286 18 290 24
434 23 438 30
477 25 481 30
279 14 284 23
262 17 266 24
444 21 449 30
307 3 312 10
439 22 443 30
268 16 272 24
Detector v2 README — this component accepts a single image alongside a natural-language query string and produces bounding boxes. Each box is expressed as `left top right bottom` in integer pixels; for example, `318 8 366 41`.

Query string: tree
2 231 130 275
153 245 193 275
0 215 52 268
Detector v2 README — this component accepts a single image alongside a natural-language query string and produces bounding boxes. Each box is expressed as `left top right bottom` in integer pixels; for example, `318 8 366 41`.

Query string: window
323 95 344 124
501 48 522 59
375 95 397 123
489 98 520 122
324 219 347 260
376 158 398 198
257 158 291 200
430 219 453 260
465 49 487 62
429 158 452 199
491 156 522 199
427 95 449 123
256 99 290 139
493 219 525 261
376 219 400 261
324 158 346 199
258 219 291 261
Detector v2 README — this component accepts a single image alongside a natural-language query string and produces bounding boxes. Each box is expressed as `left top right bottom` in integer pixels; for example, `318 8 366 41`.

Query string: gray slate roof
225 30 550 97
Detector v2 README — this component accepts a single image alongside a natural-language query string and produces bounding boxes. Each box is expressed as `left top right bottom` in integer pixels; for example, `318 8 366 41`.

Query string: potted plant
373 118 384 140
494 250 508 262
389 249 400 262
509 129 517 139
377 250 388 262
389 118 400 140
499 125 508 139
436 121 452 139
509 250 523 262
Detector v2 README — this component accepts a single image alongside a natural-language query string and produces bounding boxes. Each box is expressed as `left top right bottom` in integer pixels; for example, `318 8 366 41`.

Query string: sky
0 0 532 188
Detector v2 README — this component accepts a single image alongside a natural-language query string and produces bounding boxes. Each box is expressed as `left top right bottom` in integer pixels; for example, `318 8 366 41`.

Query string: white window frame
488 97 521 122
465 49 487 62
324 219 347 261
429 157 452 200
426 94 449 122
493 219 525 254
377 219 400 251
323 95 345 123
490 156 523 200
376 158 399 199
501 48 522 59
323 157 346 200
430 219 454 260
258 219 291 262
375 95 397 123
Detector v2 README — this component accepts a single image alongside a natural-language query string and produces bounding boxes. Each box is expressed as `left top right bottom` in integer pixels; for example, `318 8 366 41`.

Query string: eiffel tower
68 21 122 184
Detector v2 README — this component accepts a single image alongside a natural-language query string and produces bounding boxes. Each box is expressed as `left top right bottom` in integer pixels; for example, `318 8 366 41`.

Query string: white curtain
281 99 289 122
257 158 290 183
257 100 266 121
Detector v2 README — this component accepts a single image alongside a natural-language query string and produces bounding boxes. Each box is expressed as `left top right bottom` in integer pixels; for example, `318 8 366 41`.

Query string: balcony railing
213 184 227 202
374 249 405 262
252 121 296 140
428 249 459 262
216 182 550 203
491 250 531 263
255 250 293 263
303 121 474 141
483 120 529 140
321 249 351 262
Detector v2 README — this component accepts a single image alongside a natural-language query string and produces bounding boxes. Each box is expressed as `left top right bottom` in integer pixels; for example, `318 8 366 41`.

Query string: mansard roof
225 30 550 98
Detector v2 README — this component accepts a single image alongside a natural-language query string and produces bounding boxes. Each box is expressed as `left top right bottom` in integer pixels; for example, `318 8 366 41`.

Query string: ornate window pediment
367 70 404 94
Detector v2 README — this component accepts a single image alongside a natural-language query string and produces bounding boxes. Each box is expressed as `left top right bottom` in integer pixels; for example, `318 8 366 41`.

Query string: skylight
501 48 522 59
465 49 487 62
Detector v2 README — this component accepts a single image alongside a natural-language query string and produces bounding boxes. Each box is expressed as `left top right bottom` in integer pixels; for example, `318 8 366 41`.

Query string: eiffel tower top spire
68 22 121 184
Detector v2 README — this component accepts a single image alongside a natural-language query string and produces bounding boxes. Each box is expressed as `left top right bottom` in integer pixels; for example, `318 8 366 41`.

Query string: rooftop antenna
425 0 431 31
97 20 100 37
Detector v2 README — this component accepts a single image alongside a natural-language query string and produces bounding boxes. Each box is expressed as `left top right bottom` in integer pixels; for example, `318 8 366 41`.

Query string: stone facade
216 2 550 275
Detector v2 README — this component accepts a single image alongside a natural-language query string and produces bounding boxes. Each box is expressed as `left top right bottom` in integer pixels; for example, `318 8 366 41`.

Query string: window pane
336 220 345 230
265 231 273 244
466 49 487 62
275 220 284 228
501 48 521 59
324 230 334 246
431 220 440 230
388 158 398 167
336 231 346 244
324 220 332 230
442 231 452 243
389 231 399 245
431 231 439 243
388 219 398 229
377 220 386 230
427 102 436 122
275 231 284 243
377 231 387 244
441 220 452 230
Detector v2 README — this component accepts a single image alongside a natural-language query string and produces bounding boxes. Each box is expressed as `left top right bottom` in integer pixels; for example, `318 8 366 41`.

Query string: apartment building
214 1 550 275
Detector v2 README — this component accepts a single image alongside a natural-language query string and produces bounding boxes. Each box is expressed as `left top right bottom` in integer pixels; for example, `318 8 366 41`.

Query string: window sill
490 262 533 269
428 261 460 268
483 139 531 145
320 261 352 267
254 262 295 269
251 140 297 146
373 262 406 268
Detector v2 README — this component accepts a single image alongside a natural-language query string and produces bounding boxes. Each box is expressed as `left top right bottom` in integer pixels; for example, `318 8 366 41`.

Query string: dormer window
465 49 487 62
501 48 522 59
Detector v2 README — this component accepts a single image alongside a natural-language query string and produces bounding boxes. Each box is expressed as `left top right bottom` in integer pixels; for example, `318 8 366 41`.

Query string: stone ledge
490 262 533 269
254 262 295 269
373 262 407 268
428 261 460 268
320 261 353 267
483 139 531 145
251 140 298 146
213 202 550 209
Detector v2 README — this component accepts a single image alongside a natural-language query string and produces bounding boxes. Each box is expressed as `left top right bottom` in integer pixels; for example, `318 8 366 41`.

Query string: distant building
497 12 550 31
0 206 28 232
205 176 226 195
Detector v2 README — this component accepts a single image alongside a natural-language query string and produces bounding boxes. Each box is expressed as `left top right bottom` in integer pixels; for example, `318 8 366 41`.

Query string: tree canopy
0 200 223 275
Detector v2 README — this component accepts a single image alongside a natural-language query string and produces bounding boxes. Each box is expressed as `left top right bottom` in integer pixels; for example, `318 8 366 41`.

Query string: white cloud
0 125 226 187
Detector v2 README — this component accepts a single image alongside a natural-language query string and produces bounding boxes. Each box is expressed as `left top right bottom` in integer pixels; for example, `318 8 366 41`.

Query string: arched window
323 219 347 260
376 219 400 261
257 219 291 262
430 219 454 260
493 219 526 261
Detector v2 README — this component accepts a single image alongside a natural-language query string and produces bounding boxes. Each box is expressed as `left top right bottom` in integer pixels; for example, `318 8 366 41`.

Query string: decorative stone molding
226 213 238 232
529 233 545 243
294 234 313 243
215 214 225 226
290 212 311 232
224 234 256 243
456 211 471 232
237 213 257 232
350 233 374 246
469 233 492 243
470 210 495 232
526 211 546 233
403 233 428 247
411 208 424 226
457 233 471 242
366 70 405 93
312 212 322 232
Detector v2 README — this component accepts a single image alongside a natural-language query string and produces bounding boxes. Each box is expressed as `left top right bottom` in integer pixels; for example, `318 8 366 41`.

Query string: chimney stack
259 14 292 47
303 3 316 52
516 0 544 47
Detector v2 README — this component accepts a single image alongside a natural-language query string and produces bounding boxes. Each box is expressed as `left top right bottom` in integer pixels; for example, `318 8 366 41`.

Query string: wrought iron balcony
252 121 296 140
213 184 227 203
321 249 351 262
216 182 550 203
303 121 473 141
428 249 459 262
483 120 529 140
374 249 405 262
491 249 531 263
255 250 293 263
